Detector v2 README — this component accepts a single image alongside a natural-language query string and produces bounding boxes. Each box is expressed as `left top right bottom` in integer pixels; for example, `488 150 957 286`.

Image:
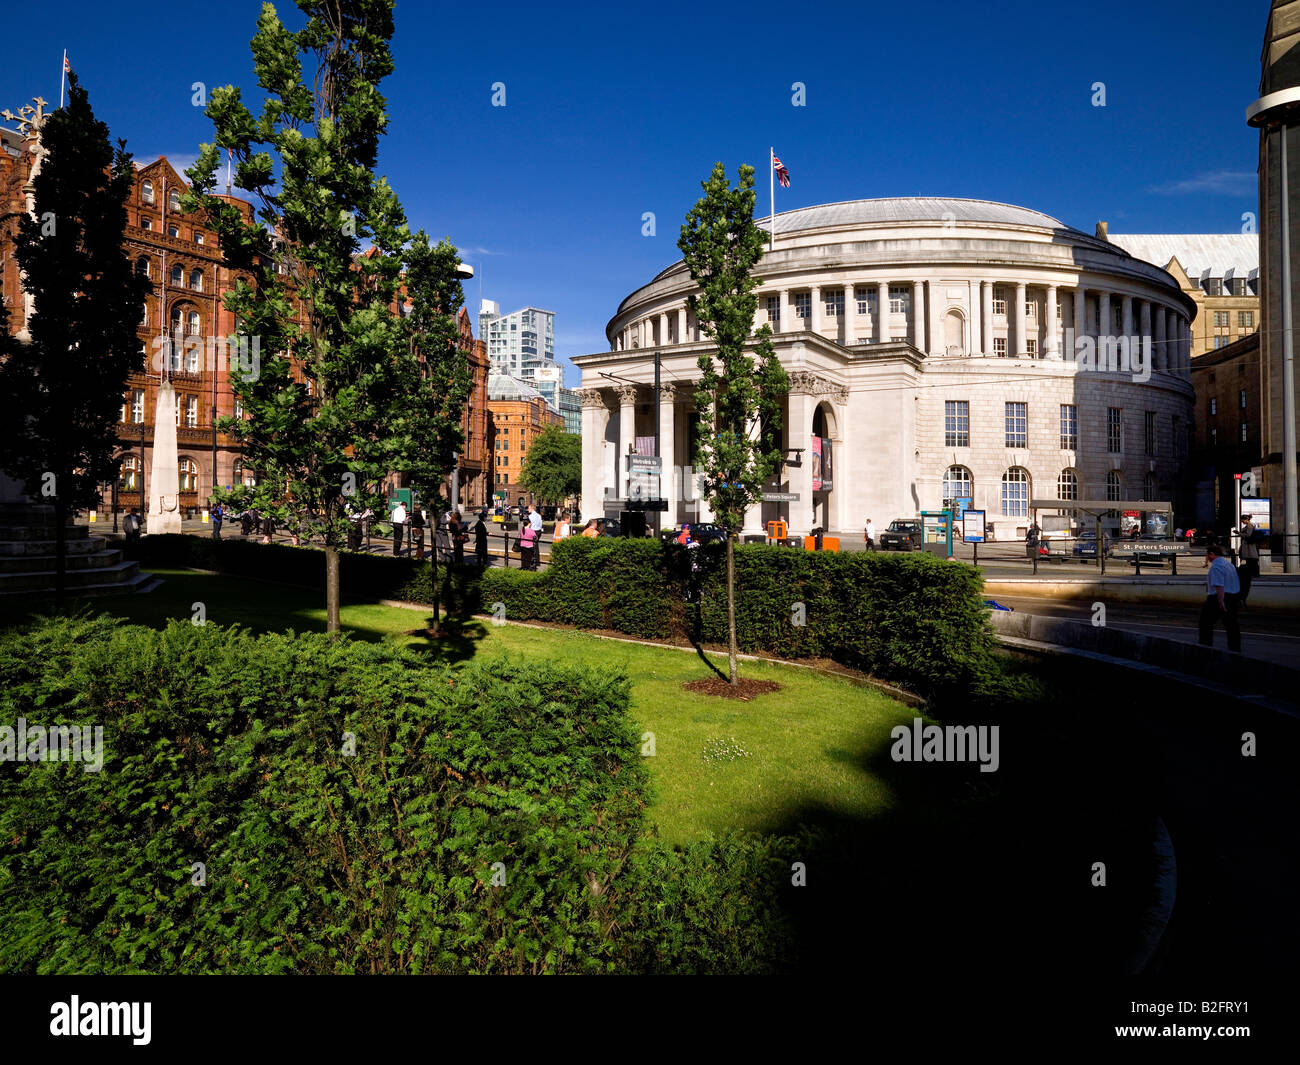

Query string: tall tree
677 162 789 685
186 0 453 632
0 76 151 604
396 232 475 633
518 424 581 505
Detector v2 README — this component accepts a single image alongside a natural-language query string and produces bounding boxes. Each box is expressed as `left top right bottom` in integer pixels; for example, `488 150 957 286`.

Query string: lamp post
1248 87 1300 572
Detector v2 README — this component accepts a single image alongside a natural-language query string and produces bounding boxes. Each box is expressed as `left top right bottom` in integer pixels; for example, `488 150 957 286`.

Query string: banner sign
962 509 986 543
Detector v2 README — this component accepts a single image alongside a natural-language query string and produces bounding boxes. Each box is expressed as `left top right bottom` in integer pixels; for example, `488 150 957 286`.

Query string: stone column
810 285 822 336
677 306 687 344
843 283 855 344
1140 300 1152 361
1121 295 1133 351
657 382 677 525
148 381 183 534
1098 292 1111 348
658 312 669 347
876 281 889 344
982 281 994 354
616 384 638 500
913 281 925 348
1154 306 1167 371
579 389 609 519
1045 285 1059 358
927 280 942 355
787 382 815 536
1072 287 1086 360
1013 282 1027 357
742 414 764 537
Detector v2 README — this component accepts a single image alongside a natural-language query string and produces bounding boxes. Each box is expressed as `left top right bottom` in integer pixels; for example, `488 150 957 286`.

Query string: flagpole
60 49 66 109
769 147 775 251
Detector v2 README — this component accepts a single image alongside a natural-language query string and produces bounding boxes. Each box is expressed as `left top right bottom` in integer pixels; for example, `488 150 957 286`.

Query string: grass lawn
0 567 917 846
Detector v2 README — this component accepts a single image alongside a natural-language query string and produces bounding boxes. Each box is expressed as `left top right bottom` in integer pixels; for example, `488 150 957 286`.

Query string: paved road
992 595 1300 669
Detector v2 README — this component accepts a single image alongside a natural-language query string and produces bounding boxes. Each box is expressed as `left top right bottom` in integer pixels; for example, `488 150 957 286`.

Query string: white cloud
1149 170 1255 196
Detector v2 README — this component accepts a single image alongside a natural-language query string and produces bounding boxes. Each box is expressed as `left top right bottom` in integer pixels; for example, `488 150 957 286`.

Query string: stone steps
0 503 159 600
0 535 104 556
0 559 148 593
0 569 162 599
0 549 125 574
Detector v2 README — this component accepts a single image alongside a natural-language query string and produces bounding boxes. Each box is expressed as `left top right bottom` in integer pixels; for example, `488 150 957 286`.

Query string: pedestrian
519 518 538 570
212 502 223 539
449 511 466 565
390 498 407 556
261 512 274 544
864 516 876 552
240 508 254 537
1025 520 1041 561
581 518 601 539
1174 526 1184 541
1198 542 1242 653
554 509 572 541
124 509 141 543
473 510 489 567
676 523 693 545
409 505 426 560
1237 515 1261 610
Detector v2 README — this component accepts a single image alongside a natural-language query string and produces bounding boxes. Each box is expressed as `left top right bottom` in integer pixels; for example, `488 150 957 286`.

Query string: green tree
185 0 462 632
519 424 581 505
677 162 789 685
0 75 151 604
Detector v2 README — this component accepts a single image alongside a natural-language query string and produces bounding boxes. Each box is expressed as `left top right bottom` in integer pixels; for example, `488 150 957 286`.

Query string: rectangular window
993 291 1007 315
1026 339 1037 357
944 400 970 448
185 395 198 428
1239 310 1255 328
1210 427 1217 446
1210 397 1217 415
793 292 811 319
1060 404 1078 451
1026 300 1036 317
1239 388 1247 409
1004 401 1028 449
1144 410 1156 455
855 288 874 315
1240 422 1248 442
1107 407 1122 453
825 290 844 317
994 337 1008 357
128 390 144 424
888 286 910 314
766 295 781 325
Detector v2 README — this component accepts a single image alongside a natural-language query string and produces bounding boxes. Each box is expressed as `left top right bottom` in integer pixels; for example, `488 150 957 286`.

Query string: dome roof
756 197 1073 236
487 373 544 401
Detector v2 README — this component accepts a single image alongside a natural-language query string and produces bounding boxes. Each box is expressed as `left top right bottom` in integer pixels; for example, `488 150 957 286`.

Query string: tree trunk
54 493 67 610
325 543 340 633
430 543 441 636
726 534 738 684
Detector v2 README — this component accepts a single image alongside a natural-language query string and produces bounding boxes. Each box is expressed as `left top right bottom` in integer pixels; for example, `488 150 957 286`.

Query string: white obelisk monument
148 380 183 534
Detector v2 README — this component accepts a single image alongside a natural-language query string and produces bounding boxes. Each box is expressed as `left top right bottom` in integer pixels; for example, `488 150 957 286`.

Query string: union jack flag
773 153 791 188
64 55 72 74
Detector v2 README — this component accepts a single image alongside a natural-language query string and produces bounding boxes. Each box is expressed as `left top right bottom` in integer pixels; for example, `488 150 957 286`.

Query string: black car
879 519 923 551
600 518 622 537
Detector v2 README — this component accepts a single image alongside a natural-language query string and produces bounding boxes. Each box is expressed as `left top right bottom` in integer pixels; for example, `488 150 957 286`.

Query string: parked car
599 517 622 537
1072 530 1112 559
879 519 923 551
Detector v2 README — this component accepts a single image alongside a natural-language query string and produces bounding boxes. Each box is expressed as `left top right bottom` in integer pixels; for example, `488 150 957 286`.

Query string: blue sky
2 0 1270 384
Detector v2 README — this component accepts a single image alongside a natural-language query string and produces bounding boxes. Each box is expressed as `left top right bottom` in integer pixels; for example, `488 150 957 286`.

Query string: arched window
136 256 150 278
187 311 200 336
1143 472 1156 500
190 269 202 292
170 263 182 285
141 217 152 231
1057 469 1079 501
1001 467 1030 517
169 188 181 212
179 458 198 491
168 224 179 239
141 180 154 205
942 465 972 504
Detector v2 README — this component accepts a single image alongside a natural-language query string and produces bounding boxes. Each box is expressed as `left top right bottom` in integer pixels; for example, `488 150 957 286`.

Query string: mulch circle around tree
683 677 782 700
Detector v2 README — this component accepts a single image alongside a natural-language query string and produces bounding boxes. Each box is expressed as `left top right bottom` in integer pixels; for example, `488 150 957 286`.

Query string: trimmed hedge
130 533 999 699
0 615 648 974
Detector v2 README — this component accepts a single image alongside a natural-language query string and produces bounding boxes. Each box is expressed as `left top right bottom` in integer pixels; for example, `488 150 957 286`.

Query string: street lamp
1247 87 1300 573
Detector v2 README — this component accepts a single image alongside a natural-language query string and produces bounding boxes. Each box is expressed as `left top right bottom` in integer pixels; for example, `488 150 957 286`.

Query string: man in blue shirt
1198 543 1242 653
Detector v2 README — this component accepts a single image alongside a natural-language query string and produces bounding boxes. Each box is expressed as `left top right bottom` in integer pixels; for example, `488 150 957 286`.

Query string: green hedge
0 615 649 974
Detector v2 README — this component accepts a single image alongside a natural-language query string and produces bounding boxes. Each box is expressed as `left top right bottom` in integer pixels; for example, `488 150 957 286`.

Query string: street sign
762 492 800 502
962 509 985 543
1110 541 1193 556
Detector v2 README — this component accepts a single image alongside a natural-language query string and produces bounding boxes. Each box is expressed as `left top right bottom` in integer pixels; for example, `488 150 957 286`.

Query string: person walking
1199 543 1242 653
864 517 876 552
554 510 572 541
1025 520 1041 561
260 511 274 544
473 510 489 567
449 511 466 565
390 499 407 556
240 508 254 538
581 518 601 539
124 509 141 543
212 502 224 539
1237 515 1261 610
518 518 538 571
409 505 426 560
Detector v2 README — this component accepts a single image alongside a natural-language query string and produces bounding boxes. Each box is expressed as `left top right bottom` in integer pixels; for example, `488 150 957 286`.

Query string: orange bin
766 519 788 542
803 535 841 552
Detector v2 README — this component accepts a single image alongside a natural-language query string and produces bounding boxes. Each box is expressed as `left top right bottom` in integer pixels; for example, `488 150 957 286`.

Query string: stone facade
573 197 1198 538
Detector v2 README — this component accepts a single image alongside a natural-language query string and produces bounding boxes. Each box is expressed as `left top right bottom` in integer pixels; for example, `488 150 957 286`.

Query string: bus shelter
1028 499 1182 575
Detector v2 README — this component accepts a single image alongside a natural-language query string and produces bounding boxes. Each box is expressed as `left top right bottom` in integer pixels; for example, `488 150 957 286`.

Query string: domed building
572 197 1197 539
